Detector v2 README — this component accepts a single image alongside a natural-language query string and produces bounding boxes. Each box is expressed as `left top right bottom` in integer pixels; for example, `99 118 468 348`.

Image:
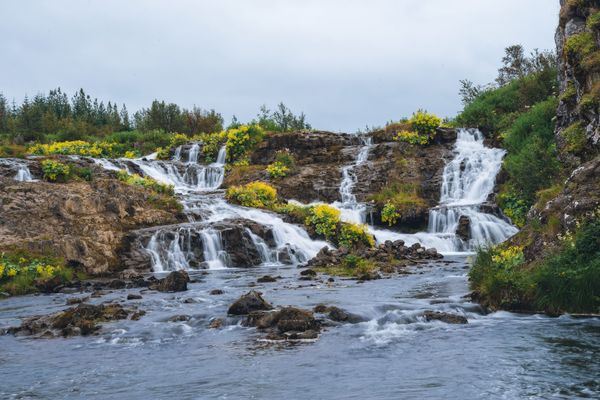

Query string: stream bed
2 256 600 399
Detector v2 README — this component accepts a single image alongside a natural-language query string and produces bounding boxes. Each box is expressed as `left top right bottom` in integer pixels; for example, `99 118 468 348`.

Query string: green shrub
305 204 341 240
225 181 278 208
41 159 71 182
266 161 289 179
274 150 296 169
561 122 588 153
498 188 529 227
565 31 596 60
0 252 74 296
368 182 427 213
587 11 600 30
117 170 175 195
395 130 430 145
381 202 400 226
560 83 577 103
339 223 375 249
410 110 442 136
225 125 264 162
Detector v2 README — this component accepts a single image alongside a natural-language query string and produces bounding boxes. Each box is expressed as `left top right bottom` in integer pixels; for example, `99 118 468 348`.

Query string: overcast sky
1 0 559 132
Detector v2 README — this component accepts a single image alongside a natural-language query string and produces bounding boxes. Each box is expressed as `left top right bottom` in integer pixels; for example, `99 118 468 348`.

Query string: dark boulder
228 291 273 315
153 270 190 292
422 311 468 324
456 215 471 241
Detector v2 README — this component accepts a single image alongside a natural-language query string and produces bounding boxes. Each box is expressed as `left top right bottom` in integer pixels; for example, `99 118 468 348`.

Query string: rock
153 270 190 292
300 269 317 277
8 303 140 338
456 215 471 241
108 279 127 289
34 276 64 293
257 275 277 283
245 307 320 337
168 315 191 322
127 293 143 300
66 297 88 305
422 311 468 324
209 318 224 329
209 289 224 295
228 291 273 315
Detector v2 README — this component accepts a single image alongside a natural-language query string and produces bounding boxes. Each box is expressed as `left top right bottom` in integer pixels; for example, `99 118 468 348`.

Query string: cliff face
556 0 600 167
0 160 181 275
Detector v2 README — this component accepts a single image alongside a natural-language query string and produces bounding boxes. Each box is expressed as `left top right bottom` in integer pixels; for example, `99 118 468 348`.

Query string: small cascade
0 159 36 182
15 164 34 182
333 136 372 223
332 128 517 253
94 142 328 272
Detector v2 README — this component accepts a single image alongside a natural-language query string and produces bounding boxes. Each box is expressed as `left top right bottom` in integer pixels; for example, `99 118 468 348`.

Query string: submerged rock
245 306 321 340
228 291 273 315
257 275 278 283
422 311 468 324
7 303 141 338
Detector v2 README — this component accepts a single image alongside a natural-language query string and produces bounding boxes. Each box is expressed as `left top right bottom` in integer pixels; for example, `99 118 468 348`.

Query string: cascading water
333 136 372 224
95 143 328 271
333 128 517 253
0 159 35 182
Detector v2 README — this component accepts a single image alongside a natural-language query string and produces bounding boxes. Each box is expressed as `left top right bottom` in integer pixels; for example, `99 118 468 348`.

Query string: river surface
2 257 600 399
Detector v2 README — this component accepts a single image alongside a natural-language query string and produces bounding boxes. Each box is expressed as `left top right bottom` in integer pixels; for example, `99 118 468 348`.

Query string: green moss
586 11 600 29
560 83 577 103
578 93 599 113
561 122 588 153
564 32 597 60
582 50 600 72
368 182 427 213
314 255 378 278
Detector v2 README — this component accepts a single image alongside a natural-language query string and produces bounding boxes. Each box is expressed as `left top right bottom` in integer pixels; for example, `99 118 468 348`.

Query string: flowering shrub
395 130 430 145
339 223 375 248
381 202 400 226
305 204 341 240
226 125 264 162
409 110 442 136
41 159 71 182
266 161 289 179
498 189 529 227
225 181 278 208
0 253 75 296
30 140 112 158
490 245 525 268
117 170 175 195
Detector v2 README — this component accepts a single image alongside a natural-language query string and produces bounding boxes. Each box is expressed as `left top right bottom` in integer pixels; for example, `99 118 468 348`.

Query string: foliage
395 130 430 145
368 182 427 213
409 110 442 136
587 11 600 30
252 103 311 132
501 97 560 204
196 131 227 162
266 161 289 179
225 125 265 162
560 122 588 153
305 204 341 240
30 140 112 158
339 223 375 249
470 215 600 314
116 170 175 195
274 150 296 170
498 188 529 227
225 181 278 208
41 159 71 182
0 252 75 296
381 202 400 226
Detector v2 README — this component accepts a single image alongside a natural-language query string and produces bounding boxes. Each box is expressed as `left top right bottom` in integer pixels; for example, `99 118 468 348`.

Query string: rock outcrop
0 160 181 275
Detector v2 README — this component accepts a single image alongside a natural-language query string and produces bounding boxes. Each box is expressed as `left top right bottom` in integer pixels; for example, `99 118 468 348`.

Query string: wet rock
168 314 191 322
257 275 277 283
127 293 143 300
209 289 224 295
422 311 468 324
300 268 317 277
456 215 471 241
228 291 273 315
66 297 89 305
8 303 140 338
152 270 190 292
108 279 127 289
34 276 65 293
209 318 224 329
245 307 321 340
131 310 146 321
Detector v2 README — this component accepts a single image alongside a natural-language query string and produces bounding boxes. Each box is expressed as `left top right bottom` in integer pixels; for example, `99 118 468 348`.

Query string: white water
0 159 36 182
332 136 372 224
332 129 517 253
95 144 327 271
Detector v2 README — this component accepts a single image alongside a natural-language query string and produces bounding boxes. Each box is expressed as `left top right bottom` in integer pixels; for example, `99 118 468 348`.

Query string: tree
497 45 529 86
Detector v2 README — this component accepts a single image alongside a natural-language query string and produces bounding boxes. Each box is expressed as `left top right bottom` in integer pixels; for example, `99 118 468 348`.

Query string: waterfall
333 129 517 253
0 159 35 182
333 136 372 224
15 165 34 182
94 142 328 272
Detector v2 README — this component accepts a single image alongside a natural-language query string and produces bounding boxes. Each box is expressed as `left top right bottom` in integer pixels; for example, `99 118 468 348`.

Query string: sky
1 0 559 132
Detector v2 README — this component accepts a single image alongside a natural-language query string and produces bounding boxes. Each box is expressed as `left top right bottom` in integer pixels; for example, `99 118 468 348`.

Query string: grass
368 182 427 212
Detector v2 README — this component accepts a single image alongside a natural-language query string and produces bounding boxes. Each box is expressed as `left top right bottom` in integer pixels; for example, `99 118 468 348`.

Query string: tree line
0 88 311 143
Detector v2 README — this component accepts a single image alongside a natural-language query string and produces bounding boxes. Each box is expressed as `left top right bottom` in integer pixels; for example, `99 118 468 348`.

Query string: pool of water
1 256 599 399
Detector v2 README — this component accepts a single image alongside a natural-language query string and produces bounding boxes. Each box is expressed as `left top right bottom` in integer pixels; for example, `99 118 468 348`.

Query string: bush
395 130 430 145
225 125 264 162
41 159 71 182
381 202 400 226
266 161 289 179
498 188 529 227
560 122 588 153
339 223 375 249
409 110 442 136
225 181 277 208
305 204 341 240
0 252 75 296
117 170 175 195
368 182 427 213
